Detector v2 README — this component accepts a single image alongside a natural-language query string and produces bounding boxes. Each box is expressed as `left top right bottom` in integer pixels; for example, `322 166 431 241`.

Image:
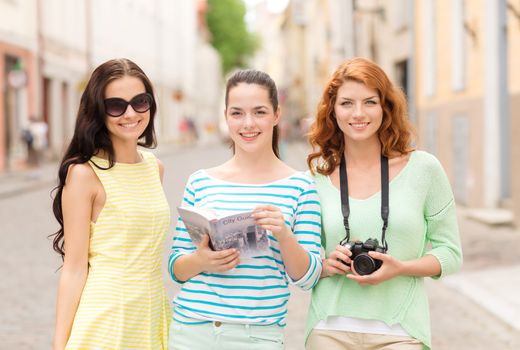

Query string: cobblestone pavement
0 142 519 349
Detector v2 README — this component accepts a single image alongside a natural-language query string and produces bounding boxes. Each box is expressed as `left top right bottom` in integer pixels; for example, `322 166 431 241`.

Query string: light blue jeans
168 319 285 350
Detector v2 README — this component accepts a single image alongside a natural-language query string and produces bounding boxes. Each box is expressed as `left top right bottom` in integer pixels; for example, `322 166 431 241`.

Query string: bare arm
253 205 310 280
276 229 310 280
53 164 98 349
399 254 441 277
157 158 164 183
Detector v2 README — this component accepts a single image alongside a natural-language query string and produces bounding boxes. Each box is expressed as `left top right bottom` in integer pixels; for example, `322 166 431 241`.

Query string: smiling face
225 83 280 155
334 80 383 147
103 75 150 145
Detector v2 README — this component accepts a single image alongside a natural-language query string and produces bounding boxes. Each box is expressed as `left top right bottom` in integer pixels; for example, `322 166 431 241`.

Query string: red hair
307 57 415 175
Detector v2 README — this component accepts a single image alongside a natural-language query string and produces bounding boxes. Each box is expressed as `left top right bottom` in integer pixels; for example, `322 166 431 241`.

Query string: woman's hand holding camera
322 244 406 284
347 251 404 286
321 245 352 278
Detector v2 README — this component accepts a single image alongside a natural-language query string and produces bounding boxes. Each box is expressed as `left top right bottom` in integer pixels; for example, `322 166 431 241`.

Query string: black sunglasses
104 92 153 117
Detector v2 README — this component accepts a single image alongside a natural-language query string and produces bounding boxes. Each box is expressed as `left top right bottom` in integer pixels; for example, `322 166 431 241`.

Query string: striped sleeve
169 174 197 284
286 179 322 290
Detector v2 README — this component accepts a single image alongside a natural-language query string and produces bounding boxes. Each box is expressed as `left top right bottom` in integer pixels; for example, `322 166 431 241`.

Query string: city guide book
177 206 270 258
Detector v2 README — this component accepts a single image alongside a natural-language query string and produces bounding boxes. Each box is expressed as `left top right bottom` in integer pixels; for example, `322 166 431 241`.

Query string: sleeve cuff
169 253 187 284
286 252 322 290
426 249 462 279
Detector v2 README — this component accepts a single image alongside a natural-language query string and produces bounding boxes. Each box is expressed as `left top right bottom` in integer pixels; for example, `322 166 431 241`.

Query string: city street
1 141 519 349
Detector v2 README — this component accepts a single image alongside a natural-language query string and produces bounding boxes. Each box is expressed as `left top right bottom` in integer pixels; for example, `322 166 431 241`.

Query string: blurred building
0 0 221 173
39 0 88 157
253 0 519 226
192 0 222 145
413 0 519 227
249 0 298 139
0 0 38 172
251 0 354 134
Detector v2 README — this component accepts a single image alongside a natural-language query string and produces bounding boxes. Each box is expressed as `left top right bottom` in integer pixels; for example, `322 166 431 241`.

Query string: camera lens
353 254 376 276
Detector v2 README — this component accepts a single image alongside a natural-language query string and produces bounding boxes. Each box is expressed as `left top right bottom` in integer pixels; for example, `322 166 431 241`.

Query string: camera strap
339 153 389 250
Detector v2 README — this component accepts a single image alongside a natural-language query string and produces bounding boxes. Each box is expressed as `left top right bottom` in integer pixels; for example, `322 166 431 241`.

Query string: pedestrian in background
20 124 35 166
50 58 170 349
168 69 322 350
27 115 48 166
305 57 462 350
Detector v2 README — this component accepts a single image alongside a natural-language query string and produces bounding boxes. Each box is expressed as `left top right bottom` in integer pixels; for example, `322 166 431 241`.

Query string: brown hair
307 57 415 175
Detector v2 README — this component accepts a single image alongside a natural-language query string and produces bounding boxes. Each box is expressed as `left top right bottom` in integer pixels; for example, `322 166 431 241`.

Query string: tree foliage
206 0 258 74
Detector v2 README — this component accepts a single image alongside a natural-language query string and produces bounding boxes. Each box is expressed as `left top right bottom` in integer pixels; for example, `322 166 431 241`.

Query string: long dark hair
50 58 157 258
224 69 280 158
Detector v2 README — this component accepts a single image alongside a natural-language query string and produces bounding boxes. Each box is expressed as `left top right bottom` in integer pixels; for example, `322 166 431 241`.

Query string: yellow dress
66 151 170 349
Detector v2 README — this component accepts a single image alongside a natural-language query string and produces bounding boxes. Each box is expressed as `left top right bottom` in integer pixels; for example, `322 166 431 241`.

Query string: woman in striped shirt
168 69 322 350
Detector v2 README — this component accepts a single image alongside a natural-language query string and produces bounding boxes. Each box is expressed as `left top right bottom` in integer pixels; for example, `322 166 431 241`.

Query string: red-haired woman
305 57 462 350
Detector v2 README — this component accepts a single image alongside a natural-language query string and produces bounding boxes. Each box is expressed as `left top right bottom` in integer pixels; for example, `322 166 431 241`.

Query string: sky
244 0 290 13
243 0 290 29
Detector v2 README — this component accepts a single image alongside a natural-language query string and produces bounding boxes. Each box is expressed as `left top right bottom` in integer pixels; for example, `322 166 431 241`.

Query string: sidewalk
442 205 520 333
443 264 520 331
0 162 57 199
0 143 184 199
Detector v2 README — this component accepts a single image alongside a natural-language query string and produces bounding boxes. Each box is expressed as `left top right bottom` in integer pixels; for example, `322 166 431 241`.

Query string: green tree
206 0 258 74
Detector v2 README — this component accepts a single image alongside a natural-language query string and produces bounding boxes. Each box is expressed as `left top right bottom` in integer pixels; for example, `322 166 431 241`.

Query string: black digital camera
342 238 387 276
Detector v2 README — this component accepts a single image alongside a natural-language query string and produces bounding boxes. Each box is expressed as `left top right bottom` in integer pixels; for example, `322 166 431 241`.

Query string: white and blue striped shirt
169 169 322 326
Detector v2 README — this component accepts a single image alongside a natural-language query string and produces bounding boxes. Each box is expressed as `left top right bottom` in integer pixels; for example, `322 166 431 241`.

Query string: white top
170 169 322 326
314 316 410 337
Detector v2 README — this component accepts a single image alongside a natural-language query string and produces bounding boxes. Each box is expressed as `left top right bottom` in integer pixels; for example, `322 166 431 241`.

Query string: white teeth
241 132 259 137
351 123 368 127
120 122 139 128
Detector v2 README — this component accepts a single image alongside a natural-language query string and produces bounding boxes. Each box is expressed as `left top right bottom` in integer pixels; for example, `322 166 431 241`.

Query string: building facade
414 0 519 226
252 0 519 225
0 0 38 171
0 0 222 173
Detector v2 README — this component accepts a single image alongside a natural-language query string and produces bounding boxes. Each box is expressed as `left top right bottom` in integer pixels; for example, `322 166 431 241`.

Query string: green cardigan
306 151 463 349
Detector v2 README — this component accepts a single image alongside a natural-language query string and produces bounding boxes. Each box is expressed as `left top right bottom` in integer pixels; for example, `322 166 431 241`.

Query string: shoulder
65 162 100 194
306 170 329 187
283 172 321 203
411 150 439 163
185 169 210 187
409 150 446 174
140 150 164 171
408 151 453 196
284 171 315 189
67 162 97 183
140 150 158 163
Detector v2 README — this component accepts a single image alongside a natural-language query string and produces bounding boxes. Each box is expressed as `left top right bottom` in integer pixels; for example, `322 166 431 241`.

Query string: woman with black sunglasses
51 58 170 349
